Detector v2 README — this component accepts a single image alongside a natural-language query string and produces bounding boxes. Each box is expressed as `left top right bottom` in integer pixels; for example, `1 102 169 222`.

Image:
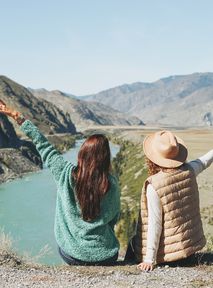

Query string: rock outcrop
0 114 20 148
0 115 42 183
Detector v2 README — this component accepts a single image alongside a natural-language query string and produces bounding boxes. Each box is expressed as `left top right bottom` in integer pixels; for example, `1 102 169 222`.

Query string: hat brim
143 134 188 168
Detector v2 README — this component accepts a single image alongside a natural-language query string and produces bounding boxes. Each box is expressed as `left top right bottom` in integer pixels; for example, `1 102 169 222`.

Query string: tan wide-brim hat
143 130 188 168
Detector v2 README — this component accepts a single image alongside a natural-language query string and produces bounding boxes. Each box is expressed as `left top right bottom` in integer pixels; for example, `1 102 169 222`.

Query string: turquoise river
0 140 119 265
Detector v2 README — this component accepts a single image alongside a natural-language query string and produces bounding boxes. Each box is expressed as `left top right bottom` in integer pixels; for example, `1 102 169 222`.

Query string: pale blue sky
1 0 213 95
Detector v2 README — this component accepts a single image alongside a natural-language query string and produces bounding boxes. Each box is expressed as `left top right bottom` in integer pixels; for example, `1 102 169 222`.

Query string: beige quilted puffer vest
133 164 206 264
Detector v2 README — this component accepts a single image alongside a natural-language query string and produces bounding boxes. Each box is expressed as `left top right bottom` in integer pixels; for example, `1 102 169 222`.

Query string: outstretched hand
0 99 19 119
0 99 7 112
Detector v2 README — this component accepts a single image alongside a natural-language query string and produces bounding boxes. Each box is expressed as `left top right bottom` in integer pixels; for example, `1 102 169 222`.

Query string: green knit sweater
20 120 120 262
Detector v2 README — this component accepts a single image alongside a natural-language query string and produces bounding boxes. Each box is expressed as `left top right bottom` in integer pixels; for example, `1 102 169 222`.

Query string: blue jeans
58 246 118 266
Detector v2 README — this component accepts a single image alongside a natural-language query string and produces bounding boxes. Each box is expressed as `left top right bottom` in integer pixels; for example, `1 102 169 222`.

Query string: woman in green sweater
0 100 120 266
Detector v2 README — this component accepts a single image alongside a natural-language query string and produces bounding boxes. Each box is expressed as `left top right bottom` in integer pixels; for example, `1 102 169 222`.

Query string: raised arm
0 99 72 184
20 120 72 183
188 149 213 177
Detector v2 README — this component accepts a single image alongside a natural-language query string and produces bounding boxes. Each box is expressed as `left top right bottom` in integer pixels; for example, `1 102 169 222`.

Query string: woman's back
19 119 120 263
55 167 120 262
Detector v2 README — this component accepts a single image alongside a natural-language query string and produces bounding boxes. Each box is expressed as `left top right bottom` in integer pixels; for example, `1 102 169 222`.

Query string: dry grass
0 229 23 267
0 229 51 268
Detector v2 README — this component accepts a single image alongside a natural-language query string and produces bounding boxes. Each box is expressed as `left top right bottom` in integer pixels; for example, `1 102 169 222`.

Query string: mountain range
83 72 213 127
1 73 213 129
0 76 76 134
29 88 144 128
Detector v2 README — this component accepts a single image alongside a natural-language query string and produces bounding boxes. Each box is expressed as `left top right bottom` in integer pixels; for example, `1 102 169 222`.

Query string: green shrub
112 139 147 252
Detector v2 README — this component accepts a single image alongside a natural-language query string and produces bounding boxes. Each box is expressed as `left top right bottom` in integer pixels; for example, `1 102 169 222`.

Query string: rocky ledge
0 258 213 288
0 115 41 184
0 148 41 184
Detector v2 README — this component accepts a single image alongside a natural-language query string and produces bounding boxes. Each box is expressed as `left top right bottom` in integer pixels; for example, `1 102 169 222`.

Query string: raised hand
0 99 7 113
0 99 16 118
0 99 25 125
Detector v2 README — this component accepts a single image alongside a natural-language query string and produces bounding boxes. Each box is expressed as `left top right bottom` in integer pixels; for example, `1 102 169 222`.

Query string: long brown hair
73 134 111 221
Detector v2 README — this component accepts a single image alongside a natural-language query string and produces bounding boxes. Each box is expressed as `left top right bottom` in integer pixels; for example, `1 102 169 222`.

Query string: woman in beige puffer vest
125 130 213 271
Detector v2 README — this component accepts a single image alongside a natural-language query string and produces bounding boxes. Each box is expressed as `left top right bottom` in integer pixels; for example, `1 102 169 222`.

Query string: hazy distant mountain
29 88 144 128
84 73 213 126
0 76 76 134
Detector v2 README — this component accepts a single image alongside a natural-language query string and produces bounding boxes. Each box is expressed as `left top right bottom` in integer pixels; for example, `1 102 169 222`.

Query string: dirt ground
1 260 213 288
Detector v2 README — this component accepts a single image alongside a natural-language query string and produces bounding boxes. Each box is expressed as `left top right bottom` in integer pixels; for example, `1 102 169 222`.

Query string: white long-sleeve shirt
144 149 213 264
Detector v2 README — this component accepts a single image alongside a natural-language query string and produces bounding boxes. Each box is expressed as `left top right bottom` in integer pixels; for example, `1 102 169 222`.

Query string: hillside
0 76 77 183
0 76 76 134
0 114 42 183
84 72 213 127
29 88 144 129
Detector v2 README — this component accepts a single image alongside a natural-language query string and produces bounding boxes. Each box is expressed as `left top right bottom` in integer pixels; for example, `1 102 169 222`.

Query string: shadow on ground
122 252 213 268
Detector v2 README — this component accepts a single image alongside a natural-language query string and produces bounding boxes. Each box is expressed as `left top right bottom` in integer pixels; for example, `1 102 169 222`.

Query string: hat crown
153 131 179 159
143 130 188 168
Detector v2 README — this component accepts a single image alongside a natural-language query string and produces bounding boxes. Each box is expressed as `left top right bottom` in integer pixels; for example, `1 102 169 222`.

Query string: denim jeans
58 246 118 266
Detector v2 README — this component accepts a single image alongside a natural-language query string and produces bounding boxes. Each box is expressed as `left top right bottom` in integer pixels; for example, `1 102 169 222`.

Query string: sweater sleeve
188 149 213 177
20 120 72 183
144 184 162 264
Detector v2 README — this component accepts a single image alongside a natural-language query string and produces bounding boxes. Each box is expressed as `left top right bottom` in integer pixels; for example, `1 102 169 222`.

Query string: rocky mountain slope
0 76 77 183
0 114 42 183
29 89 144 128
0 114 20 149
84 73 213 127
0 76 76 134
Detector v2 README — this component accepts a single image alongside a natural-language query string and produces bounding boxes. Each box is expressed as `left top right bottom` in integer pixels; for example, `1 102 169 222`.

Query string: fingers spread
137 262 153 272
